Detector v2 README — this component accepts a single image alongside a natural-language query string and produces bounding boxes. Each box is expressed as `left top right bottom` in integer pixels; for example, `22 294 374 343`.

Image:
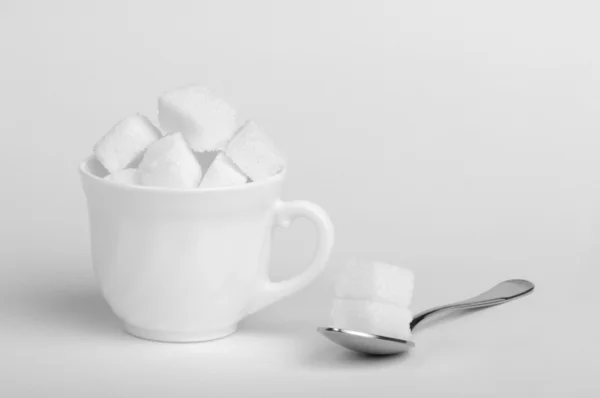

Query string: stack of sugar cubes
331 259 415 341
94 85 286 189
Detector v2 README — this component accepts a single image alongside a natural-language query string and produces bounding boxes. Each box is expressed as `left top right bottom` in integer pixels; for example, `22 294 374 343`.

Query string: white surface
1 0 599 396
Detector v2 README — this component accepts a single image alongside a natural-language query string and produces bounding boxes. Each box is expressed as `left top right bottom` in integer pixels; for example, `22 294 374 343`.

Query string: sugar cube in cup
138 133 203 189
335 259 414 307
199 153 247 189
90 85 287 191
104 168 139 185
225 120 286 181
158 85 238 152
94 114 162 173
331 299 413 341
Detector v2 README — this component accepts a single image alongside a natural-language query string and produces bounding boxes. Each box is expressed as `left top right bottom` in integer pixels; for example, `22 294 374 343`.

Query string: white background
1 1 599 396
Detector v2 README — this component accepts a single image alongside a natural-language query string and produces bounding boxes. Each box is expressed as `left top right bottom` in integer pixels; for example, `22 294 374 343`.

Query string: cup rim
79 155 287 194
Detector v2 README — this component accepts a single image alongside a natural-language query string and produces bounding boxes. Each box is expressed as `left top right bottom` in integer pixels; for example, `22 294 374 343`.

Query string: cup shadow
16 284 124 339
239 295 324 336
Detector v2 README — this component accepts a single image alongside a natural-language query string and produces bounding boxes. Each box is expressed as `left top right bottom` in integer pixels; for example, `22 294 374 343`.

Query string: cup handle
246 200 335 315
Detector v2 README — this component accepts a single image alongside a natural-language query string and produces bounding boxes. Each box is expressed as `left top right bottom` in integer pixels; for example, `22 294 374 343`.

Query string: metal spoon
317 279 534 355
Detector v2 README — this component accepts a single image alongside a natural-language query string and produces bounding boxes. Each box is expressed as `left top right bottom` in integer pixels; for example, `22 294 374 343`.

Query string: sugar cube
158 85 238 152
94 114 162 173
199 153 247 189
331 299 413 341
138 133 202 189
104 168 139 186
334 259 414 307
225 120 285 181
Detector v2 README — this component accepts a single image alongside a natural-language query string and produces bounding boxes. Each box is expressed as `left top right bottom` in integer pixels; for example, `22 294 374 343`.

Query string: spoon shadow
301 333 412 369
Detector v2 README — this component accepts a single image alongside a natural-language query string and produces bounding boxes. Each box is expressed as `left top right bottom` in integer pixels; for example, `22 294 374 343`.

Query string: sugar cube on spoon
335 259 414 307
331 299 413 341
331 260 415 340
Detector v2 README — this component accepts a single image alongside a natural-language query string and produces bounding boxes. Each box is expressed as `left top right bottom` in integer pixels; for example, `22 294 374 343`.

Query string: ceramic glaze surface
80 157 334 342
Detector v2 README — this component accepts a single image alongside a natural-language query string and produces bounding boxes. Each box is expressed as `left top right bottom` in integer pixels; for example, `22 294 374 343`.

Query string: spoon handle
410 279 534 330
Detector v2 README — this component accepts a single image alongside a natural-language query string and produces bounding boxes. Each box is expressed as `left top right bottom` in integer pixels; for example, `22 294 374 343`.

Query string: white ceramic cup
79 157 334 342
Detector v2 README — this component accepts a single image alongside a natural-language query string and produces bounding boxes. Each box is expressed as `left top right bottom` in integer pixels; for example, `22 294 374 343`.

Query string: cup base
123 323 237 343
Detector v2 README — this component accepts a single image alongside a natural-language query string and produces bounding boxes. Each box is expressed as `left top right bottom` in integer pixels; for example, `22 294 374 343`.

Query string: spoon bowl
318 327 415 355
